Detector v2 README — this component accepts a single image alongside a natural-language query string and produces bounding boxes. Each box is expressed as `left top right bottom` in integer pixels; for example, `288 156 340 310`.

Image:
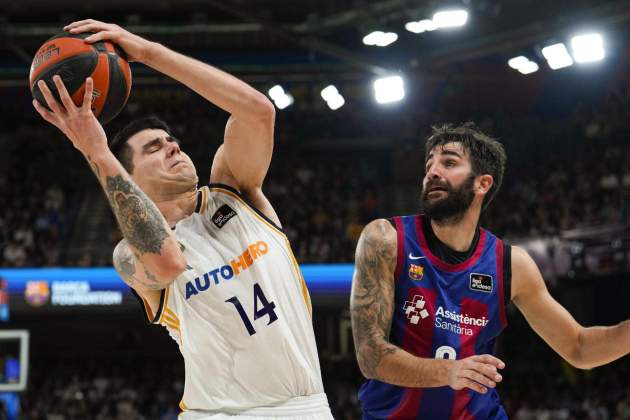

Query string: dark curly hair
425 122 507 211
109 116 171 174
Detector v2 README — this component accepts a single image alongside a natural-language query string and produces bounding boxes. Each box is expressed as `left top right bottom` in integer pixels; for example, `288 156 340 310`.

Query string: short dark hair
109 116 171 173
425 122 507 211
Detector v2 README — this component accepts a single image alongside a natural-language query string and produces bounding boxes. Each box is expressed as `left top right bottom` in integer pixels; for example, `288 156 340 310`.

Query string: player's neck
429 209 480 252
153 188 199 227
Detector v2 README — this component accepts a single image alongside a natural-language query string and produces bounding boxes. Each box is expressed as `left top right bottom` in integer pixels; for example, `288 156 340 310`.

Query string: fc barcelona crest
408 264 424 280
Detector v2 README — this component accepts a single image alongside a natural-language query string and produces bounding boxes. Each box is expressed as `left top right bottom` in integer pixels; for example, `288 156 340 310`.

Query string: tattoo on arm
114 242 163 290
350 220 399 378
105 175 168 255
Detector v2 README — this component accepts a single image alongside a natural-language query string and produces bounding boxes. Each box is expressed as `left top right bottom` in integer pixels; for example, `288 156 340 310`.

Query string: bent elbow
249 92 276 123
153 256 187 281
355 349 380 380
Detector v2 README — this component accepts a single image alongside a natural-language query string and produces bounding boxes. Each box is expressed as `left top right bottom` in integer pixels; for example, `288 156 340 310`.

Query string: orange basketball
29 32 132 124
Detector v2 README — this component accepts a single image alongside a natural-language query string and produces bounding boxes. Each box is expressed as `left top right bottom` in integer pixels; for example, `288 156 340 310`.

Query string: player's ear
477 174 493 194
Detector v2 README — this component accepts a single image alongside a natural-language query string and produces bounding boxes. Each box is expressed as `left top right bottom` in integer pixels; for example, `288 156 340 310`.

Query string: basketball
29 32 132 124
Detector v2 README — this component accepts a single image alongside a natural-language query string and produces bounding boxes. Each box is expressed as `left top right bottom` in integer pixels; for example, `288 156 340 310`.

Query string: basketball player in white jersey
32 19 333 419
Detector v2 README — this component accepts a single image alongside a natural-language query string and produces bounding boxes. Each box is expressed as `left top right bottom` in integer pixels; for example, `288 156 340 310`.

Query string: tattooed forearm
105 175 168 255
350 219 399 379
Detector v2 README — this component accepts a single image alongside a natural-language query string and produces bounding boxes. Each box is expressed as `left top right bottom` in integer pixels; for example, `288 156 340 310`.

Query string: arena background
1 0 630 418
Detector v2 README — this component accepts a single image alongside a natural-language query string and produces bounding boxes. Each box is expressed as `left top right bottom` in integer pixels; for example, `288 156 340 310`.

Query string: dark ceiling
2 0 630 80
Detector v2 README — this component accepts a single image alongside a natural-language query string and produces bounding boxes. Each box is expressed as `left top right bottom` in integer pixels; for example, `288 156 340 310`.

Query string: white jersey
139 184 325 413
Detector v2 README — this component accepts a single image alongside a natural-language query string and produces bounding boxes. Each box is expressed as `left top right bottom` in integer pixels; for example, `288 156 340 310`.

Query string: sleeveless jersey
135 183 325 412
359 215 510 420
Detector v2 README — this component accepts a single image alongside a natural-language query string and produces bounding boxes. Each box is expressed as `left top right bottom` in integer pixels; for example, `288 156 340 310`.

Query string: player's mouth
170 160 186 168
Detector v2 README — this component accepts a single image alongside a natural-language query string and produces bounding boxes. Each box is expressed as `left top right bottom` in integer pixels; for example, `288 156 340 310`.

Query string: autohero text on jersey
185 240 269 300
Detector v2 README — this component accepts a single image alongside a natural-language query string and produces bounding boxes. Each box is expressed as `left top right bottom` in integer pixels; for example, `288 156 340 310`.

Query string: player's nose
166 140 181 157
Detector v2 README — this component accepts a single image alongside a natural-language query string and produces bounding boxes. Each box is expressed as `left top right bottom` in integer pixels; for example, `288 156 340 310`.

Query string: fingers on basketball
53 75 76 112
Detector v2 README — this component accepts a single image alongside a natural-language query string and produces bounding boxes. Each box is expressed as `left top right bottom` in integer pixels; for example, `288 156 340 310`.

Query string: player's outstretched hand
64 19 155 63
33 75 108 157
447 354 505 394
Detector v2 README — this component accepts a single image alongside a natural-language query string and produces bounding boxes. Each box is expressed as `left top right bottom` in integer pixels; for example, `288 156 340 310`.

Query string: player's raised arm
511 246 630 369
32 76 186 290
65 20 278 222
350 219 504 393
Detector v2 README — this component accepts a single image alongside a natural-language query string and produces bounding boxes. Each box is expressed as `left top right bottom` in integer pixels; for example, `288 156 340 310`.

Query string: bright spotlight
405 19 437 34
571 33 605 63
268 85 286 100
362 31 398 47
508 56 529 70
320 85 345 110
508 56 539 75
432 10 468 29
542 43 574 70
326 95 345 111
320 85 339 101
373 75 405 104
517 61 539 75
268 85 293 109
274 93 294 110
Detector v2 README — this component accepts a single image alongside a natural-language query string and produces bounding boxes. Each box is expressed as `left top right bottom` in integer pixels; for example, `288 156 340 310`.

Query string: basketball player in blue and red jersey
351 122 630 419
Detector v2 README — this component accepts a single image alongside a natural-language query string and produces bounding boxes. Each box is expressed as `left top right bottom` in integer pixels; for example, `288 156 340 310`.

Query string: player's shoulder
510 245 534 268
359 219 397 250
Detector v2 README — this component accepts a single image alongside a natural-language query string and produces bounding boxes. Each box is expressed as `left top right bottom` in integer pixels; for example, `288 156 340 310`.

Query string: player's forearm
574 320 630 369
356 338 452 388
87 150 185 277
142 43 274 121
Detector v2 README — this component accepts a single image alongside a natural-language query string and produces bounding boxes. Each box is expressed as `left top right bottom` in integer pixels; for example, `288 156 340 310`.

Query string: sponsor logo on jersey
212 204 237 228
408 253 425 260
403 295 489 336
469 273 493 293
403 295 429 325
408 264 424 280
184 240 269 300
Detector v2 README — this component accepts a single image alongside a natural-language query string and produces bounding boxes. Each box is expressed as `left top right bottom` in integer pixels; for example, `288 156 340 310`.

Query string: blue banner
0 264 354 296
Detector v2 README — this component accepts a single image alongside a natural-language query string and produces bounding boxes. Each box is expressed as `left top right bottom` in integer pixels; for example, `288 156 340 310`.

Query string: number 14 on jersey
226 283 279 336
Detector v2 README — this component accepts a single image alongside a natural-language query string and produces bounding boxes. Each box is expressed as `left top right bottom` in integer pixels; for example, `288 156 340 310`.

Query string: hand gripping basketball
64 19 156 63
447 354 505 394
33 75 108 157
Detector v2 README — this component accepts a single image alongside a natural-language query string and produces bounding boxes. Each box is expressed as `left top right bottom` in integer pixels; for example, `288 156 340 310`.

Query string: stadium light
405 19 437 34
268 85 294 110
362 31 398 47
508 56 539 75
432 10 468 29
373 75 405 104
571 33 605 63
542 43 574 70
320 85 345 110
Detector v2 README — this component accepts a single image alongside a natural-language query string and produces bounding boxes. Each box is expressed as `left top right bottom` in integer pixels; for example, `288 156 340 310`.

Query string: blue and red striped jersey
359 214 510 420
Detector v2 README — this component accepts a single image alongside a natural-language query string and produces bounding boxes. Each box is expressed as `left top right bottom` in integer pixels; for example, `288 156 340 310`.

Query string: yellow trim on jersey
157 286 171 324
140 296 155 321
179 400 188 411
284 238 313 316
208 187 286 239
163 307 180 327
199 187 208 214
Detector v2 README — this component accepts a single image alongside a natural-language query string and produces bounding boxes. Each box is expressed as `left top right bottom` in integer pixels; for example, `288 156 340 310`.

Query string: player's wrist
140 41 165 65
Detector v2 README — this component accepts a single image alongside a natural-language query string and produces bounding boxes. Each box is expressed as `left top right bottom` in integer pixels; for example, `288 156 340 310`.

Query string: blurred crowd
9 355 629 419
1 67 630 267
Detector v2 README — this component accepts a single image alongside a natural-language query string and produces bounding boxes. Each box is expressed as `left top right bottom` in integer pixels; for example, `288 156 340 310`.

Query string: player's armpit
113 239 176 292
